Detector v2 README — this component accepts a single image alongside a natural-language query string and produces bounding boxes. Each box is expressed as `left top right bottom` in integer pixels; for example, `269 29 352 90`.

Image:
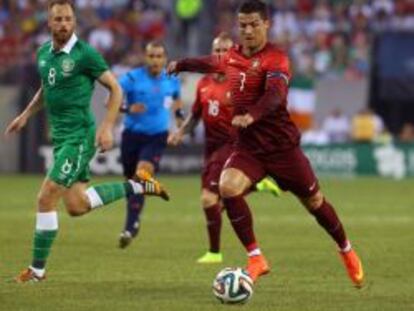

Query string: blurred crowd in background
1 0 414 144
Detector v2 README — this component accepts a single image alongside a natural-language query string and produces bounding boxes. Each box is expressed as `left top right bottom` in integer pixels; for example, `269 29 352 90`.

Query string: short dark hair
48 0 75 12
238 0 269 20
145 41 167 54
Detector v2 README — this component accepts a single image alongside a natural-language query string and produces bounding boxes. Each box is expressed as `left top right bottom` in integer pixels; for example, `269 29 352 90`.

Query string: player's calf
85 173 169 211
63 184 92 216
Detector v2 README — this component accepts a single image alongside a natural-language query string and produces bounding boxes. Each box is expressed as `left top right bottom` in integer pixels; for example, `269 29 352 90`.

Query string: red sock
311 199 348 249
222 195 257 252
203 204 222 253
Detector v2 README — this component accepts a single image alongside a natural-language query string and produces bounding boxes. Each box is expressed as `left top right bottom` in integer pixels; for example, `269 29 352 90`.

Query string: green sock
87 182 134 208
32 230 58 269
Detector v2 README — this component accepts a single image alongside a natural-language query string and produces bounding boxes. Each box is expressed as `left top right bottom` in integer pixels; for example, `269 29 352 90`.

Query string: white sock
33 211 58 276
36 211 58 231
128 180 144 194
29 266 45 277
339 240 352 253
85 187 104 209
248 248 262 257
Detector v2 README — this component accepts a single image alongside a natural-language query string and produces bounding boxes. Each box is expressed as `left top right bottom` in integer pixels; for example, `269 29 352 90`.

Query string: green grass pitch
0 175 413 311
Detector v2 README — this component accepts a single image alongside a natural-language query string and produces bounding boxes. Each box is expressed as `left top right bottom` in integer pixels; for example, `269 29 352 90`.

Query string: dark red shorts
223 147 319 198
201 144 233 194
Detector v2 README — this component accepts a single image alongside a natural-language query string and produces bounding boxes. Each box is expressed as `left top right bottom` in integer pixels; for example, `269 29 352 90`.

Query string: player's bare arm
4 87 44 137
168 113 200 146
172 98 185 128
96 70 122 152
166 61 179 75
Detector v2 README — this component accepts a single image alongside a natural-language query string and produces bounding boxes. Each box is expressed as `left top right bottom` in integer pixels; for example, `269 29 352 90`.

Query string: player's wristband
175 108 185 119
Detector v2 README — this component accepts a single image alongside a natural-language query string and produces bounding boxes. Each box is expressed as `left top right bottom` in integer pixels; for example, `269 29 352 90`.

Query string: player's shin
31 211 59 276
310 199 349 250
203 204 222 253
222 195 259 254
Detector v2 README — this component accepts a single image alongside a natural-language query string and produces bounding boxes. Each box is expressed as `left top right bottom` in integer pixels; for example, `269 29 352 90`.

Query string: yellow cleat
197 252 223 264
256 178 282 197
134 169 170 201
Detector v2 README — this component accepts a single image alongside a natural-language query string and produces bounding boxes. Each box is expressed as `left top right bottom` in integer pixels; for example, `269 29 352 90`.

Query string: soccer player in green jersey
4 0 169 283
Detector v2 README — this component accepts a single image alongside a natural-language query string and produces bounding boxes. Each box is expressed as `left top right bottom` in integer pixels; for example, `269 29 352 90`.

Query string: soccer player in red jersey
168 0 364 287
168 33 281 264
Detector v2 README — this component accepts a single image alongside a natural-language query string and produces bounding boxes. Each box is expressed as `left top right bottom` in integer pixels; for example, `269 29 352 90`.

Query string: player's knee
37 185 61 211
303 191 324 211
64 197 89 217
219 180 243 198
37 193 48 209
200 192 218 208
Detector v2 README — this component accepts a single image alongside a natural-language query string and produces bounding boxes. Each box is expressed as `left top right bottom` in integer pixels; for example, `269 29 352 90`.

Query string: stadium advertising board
37 143 414 178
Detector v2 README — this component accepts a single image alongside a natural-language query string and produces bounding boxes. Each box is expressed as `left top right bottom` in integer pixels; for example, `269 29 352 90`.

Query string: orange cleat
246 254 270 283
15 268 46 283
339 249 364 288
134 169 170 201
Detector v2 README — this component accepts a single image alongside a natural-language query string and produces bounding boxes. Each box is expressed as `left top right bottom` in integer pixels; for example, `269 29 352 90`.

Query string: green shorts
48 129 96 188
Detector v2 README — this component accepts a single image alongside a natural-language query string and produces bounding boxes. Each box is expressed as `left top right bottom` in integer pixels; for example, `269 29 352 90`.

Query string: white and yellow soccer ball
212 267 254 304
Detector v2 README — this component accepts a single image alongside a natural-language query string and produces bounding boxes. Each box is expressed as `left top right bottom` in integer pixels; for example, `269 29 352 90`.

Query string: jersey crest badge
39 60 46 67
62 58 75 73
252 59 260 69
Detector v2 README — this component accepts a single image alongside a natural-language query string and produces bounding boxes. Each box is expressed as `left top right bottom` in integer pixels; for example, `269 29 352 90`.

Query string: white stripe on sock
36 211 58 231
128 180 144 194
340 240 352 253
85 187 104 209
248 248 262 257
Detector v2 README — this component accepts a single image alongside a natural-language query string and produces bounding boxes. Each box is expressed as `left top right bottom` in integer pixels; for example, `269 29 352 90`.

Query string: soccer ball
212 267 254 304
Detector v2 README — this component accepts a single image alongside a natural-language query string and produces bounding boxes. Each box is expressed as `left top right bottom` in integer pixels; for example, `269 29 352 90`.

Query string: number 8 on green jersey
37 34 108 187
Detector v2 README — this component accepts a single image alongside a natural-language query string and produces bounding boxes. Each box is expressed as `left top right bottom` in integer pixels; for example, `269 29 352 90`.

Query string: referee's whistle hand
167 131 183 146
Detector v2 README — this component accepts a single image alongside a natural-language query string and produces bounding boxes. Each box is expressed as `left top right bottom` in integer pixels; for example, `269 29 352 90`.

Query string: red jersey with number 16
177 43 300 156
192 75 235 158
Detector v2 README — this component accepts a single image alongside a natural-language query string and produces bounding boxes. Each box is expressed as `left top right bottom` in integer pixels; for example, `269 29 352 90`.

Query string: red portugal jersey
192 74 235 157
178 43 300 156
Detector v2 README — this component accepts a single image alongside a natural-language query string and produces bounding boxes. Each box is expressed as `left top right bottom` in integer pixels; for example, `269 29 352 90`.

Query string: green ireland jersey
36 34 109 144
